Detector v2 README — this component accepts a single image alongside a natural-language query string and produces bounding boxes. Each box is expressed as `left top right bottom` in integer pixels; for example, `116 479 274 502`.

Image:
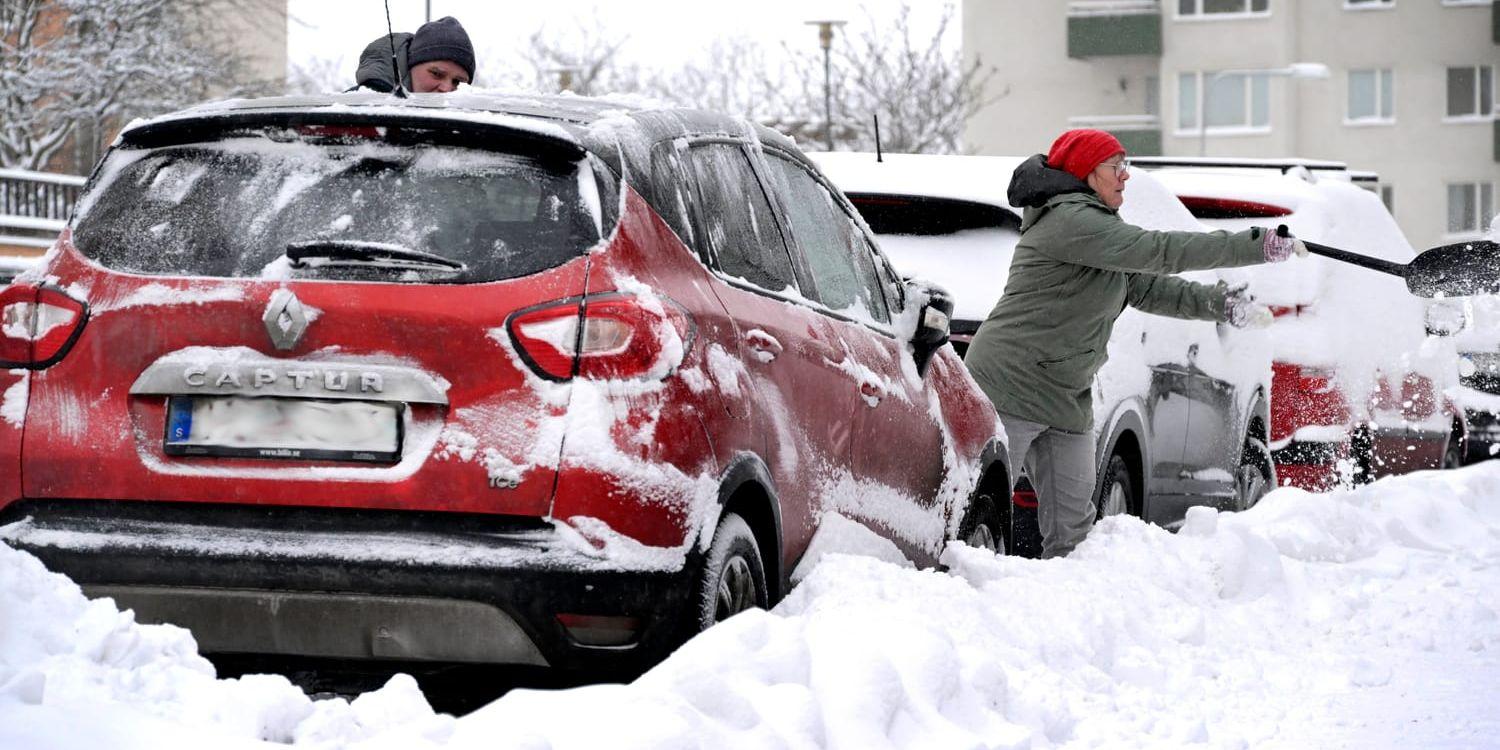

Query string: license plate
165 396 402 463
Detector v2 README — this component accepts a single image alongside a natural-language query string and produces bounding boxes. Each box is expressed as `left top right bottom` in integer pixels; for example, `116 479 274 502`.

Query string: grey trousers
999 412 1097 559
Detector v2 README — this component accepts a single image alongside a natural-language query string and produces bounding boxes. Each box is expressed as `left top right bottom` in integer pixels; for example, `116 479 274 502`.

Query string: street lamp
1198 62 1329 156
805 18 846 151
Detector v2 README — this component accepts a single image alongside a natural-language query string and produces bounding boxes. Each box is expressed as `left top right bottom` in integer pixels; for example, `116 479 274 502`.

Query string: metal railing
1067 0 1160 17
0 168 84 251
0 168 85 222
1067 114 1161 130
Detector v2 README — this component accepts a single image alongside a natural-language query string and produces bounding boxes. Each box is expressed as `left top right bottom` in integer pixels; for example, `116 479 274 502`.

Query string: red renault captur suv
0 93 1009 674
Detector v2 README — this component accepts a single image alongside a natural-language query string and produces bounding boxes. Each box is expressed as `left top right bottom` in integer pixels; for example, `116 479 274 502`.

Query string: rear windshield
71 131 605 282
847 194 1019 236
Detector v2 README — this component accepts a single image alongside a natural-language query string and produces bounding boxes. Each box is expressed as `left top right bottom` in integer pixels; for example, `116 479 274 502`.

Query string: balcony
1067 0 1162 58
0 168 83 256
1067 115 1163 156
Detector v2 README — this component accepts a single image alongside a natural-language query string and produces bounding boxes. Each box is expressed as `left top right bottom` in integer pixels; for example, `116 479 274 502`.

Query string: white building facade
963 0 1499 250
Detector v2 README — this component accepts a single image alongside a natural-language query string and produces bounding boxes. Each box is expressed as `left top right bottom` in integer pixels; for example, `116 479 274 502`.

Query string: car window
681 143 798 293
763 155 890 324
71 132 602 283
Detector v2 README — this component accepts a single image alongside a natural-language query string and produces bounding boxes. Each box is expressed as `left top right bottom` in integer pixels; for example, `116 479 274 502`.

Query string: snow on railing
1067 0 1160 17
0 168 86 223
1067 114 1161 131
0 168 83 252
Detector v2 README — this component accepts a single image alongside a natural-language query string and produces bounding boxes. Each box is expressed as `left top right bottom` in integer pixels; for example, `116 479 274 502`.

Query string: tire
955 491 1006 555
1096 454 1136 520
1236 437 1273 512
1350 424 1376 485
692 512 767 632
1442 433 1464 470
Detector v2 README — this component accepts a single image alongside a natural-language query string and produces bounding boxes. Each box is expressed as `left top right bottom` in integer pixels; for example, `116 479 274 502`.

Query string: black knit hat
408 16 475 83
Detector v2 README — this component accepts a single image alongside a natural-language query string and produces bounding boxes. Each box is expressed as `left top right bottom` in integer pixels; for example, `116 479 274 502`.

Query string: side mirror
1425 299 1469 337
908 279 954 377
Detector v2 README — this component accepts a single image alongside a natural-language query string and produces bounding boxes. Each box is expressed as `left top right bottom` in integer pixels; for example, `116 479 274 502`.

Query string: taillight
1012 487 1038 509
1295 365 1338 394
0 283 88 369
1178 196 1293 220
506 293 692 382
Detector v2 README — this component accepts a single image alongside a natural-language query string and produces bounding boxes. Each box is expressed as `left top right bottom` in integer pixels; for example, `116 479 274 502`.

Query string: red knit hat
1046 129 1126 180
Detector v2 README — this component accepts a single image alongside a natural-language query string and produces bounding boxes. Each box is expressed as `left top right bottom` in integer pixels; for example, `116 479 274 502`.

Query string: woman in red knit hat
963 129 1306 559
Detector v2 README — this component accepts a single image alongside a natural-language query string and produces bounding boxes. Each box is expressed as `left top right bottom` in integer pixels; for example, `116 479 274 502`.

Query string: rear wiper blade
285 240 466 272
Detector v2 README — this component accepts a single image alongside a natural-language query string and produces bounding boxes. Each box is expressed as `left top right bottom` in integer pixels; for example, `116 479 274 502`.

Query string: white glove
1224 282 1273 329
1261 224 1308 263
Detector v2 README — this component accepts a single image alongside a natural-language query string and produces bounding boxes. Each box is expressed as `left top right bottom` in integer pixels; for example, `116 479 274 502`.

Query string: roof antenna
873 114 883 163
384 0 407 98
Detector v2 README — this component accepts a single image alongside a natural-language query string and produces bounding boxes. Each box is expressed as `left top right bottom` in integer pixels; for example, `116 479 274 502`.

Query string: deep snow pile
5 464 1500 749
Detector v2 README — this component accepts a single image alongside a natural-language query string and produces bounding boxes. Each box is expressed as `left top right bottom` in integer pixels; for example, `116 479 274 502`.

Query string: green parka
964 154 1267 433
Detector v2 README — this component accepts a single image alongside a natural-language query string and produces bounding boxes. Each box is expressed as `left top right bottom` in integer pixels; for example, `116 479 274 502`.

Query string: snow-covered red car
1137 157 1464 489
0 93 1008 674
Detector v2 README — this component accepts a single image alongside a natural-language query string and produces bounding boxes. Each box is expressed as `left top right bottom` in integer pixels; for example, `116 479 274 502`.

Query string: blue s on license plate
165 396 402 463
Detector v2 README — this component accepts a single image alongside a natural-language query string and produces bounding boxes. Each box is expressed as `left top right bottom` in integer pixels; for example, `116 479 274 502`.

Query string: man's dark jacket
352 33 413 92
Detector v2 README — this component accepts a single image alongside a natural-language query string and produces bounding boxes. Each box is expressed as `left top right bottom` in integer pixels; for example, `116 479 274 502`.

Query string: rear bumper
0 500 697 674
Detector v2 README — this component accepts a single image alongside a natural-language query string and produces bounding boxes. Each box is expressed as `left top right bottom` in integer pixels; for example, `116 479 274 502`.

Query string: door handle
859 379 884 405
745 329 782 362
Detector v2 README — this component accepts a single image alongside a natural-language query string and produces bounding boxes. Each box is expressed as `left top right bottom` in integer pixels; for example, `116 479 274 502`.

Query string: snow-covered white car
1137 157 1464 487
813 152 1276 544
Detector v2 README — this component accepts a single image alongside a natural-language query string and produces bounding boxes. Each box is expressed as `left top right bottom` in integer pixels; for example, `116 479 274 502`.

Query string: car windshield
71 131 605 283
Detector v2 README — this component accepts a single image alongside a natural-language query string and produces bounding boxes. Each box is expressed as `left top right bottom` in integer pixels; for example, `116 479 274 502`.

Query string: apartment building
963 0 1499 251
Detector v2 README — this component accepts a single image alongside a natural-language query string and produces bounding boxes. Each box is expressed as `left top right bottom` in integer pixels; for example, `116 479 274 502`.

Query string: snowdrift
4 462 1500 748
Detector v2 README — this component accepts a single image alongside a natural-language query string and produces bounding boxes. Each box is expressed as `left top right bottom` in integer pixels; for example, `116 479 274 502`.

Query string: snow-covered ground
4 463 1500 749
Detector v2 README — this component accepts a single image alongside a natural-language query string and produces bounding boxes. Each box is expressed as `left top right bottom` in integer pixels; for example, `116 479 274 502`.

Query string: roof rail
1130 156 1350 174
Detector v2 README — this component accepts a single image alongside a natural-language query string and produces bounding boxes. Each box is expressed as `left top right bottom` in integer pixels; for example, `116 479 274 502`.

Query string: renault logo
263 290 309 350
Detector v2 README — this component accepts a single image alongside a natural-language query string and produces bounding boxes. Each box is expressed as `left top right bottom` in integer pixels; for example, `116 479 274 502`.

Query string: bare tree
287 55 348 96
521 20 642 96
783 2 1000 154
639 36 789 119
0 0 271 172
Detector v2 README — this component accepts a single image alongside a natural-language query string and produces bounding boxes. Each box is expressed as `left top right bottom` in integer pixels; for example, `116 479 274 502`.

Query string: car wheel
1096 454 1135 520
1236 437 1273 512
693 512 767 632
1350 424 1376 485
956 491 1006 555
1442 434 1464 470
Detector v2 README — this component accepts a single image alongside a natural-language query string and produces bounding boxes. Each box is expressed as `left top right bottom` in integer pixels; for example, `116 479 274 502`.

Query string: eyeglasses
1099 159 1131 177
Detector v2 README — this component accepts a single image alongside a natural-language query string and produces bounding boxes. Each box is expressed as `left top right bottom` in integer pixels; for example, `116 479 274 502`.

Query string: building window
1344 0 1393 7
1347 69 1394 123
1178 0 1270 16
1178 71 1270 132
1447 182 1495 236
1440 0 1492 7
1446 65 1495 119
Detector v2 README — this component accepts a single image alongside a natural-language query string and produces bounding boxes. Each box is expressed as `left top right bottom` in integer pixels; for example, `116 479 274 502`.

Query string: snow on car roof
812 151 1209 233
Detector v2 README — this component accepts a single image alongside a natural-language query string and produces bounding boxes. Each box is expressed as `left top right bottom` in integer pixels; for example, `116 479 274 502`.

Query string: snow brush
1285 225 1500 298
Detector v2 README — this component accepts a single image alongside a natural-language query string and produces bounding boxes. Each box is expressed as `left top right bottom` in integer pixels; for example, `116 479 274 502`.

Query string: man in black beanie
352 16 475 94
